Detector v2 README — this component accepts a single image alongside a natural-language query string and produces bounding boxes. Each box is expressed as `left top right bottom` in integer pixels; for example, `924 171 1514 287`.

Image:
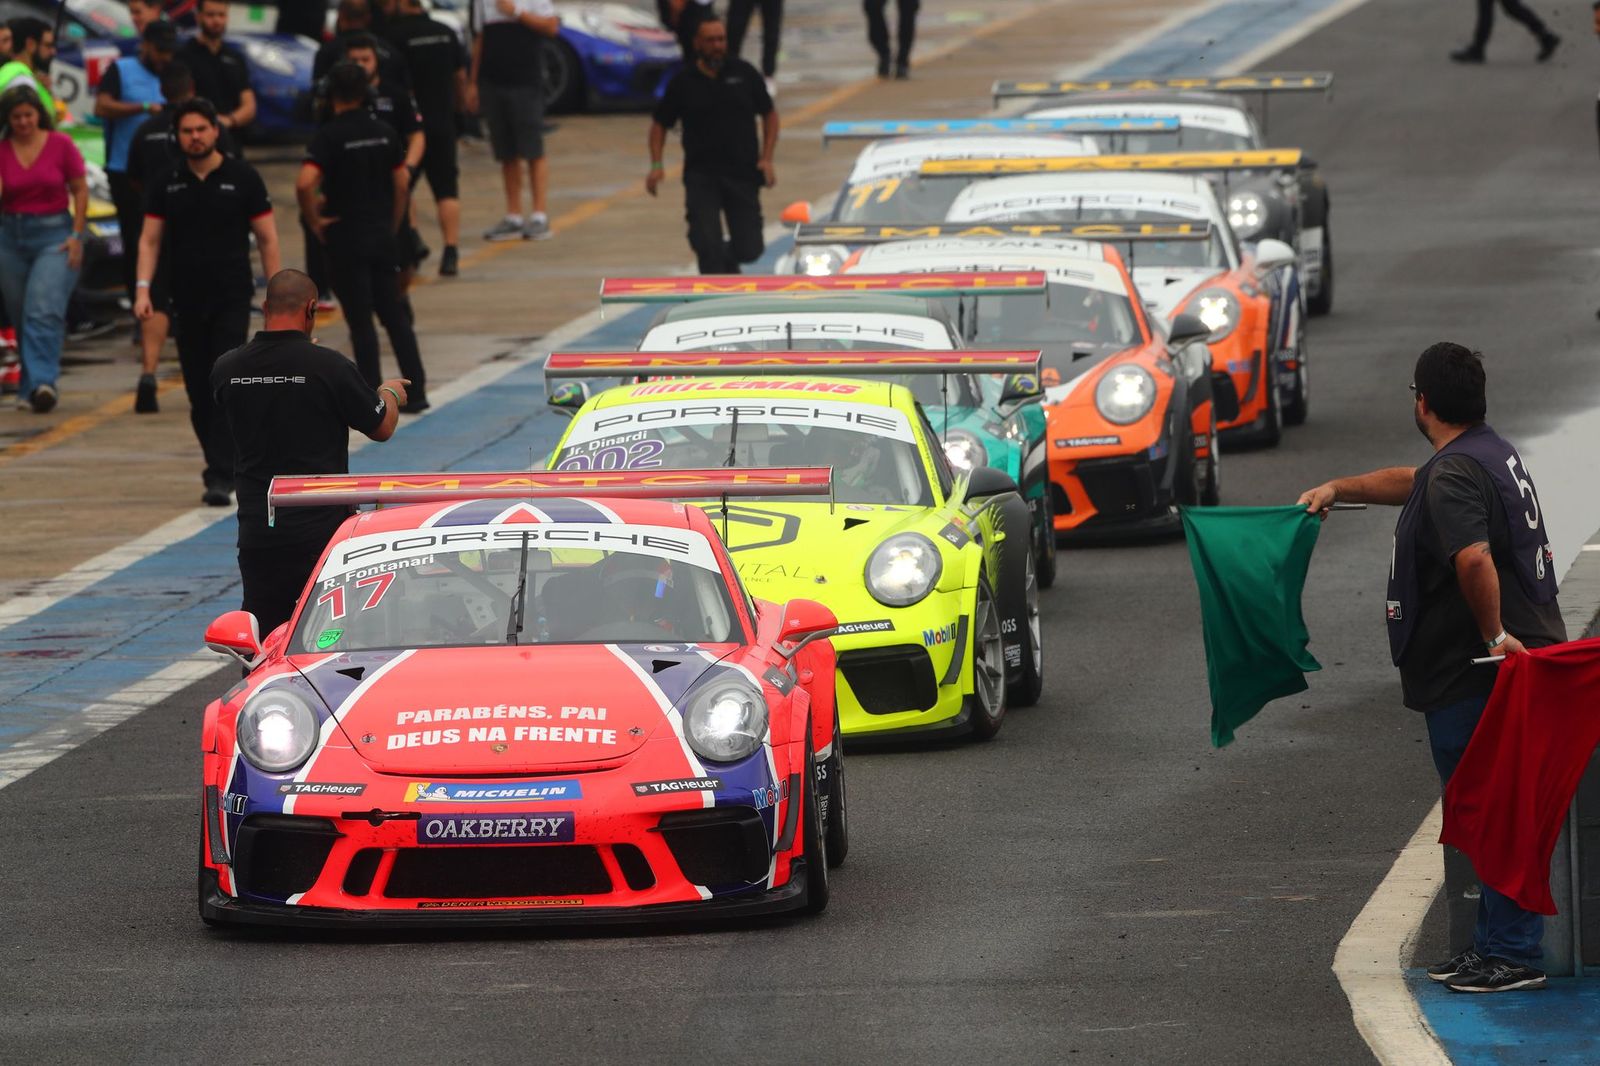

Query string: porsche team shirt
176 38 252 117
143 155 270 312
385 13 465 120
652 58 773 181
368 77 422 143
305 109 404 246
212 331 387 544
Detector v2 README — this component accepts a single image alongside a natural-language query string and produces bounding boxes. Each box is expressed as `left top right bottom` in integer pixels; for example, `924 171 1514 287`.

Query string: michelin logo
406 779 582 803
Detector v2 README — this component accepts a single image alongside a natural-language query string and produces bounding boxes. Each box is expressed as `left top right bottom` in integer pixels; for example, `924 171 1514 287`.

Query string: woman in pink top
0 84 87 413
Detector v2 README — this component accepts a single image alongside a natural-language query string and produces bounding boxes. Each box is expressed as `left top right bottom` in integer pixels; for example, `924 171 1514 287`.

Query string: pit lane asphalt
4 1 1598 1060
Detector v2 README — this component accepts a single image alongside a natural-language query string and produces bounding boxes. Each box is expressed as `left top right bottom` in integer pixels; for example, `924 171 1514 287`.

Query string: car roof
587 376 902 409
850 239 1133 296
656 293 949 321
945 172 1221 223
335 495 702 537
846 134 1096 183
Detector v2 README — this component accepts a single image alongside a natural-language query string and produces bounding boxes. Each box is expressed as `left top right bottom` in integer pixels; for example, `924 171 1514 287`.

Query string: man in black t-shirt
135 98 281 507
1298 343 1565 994
386 0 467 274
213 270 408 636
297 61 428 408
343 33 426 277
470 0 559 242
178 0 256 131
647 16 778 274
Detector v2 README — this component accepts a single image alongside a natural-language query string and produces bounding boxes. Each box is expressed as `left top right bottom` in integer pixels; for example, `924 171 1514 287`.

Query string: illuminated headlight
242 39 297 76
942 429 987 473
865 533 942 608
1188 287 1240 341
237 688 319 773
684 681 768 762
1227 193 1266 238
799 246 846 276
1094 365 1156 425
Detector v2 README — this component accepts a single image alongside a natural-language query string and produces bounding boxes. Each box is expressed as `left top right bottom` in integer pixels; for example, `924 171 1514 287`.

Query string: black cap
143 21 178 51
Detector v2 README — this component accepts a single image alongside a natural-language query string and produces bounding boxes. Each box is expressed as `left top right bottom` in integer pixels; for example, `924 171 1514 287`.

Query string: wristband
650 161 664 171
1486 630 1509 650
380 385 402 406
135 279 151 288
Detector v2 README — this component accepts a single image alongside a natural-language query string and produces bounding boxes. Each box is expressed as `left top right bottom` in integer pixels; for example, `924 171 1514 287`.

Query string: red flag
1440 637 1600 915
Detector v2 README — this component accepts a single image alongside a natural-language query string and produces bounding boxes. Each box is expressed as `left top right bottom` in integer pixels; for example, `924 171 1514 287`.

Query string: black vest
1387 423 1557 665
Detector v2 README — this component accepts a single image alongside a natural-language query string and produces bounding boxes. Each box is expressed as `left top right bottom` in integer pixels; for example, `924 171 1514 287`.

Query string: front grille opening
656 808 770 886
839 646 938 715
1050 482 1073 517
343 848 383 896
232 815 340 898
1077 458 1156 517
614 844 656 892
384 846 612 899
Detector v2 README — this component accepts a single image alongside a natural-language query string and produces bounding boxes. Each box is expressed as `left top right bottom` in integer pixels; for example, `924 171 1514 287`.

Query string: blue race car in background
541 2 679 112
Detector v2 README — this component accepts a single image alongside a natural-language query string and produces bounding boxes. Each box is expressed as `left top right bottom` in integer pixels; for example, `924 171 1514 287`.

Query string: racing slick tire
802 733 831 914
966 575 1010 740
1283 343 1310 427
1034 489 1058 591
821 719 849 868
540 37 586 113
1307 223 1333 317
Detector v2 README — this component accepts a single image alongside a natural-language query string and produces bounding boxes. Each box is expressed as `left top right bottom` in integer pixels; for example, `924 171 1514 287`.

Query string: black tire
540 37 585 113
1282 342 1310 427
801 733 830 914
1306 222 1333 316
966 576 1009 740
820 719 848 868
1034 488 1058 591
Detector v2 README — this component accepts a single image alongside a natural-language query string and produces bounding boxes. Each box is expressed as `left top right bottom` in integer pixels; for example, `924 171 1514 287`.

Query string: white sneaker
523 215 552 241
483 216 525 242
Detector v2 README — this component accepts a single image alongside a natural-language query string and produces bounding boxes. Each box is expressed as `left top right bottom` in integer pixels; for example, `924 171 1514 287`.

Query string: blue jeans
0 212 79 399
1426 694 1545 967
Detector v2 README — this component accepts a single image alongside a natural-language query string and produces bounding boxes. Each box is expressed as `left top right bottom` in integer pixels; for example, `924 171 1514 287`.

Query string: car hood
705 500 935 600
292 645 729 775
1131 266 1223 320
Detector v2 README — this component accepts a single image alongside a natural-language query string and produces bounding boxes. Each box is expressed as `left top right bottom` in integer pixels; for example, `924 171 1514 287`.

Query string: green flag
1180 505 1323 747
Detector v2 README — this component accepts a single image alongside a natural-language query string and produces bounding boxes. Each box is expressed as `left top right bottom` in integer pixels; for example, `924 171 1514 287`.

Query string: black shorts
479 81 544 162
417 120 459 200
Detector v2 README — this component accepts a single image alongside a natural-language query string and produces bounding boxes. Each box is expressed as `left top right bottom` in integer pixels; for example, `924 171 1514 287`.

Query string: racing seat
539 570 600 641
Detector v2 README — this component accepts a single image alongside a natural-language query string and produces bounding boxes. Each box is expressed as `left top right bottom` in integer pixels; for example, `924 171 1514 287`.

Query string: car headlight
942 429 987 473
865 533 943 608
241 39 297 77
1227 192 1267 238
1187 287 1240 342
799 245 846 276
236 687 319 773
1094 365 1156 425
683 680 768 763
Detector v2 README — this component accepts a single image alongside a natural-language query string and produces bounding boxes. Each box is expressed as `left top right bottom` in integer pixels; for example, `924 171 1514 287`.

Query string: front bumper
1049 441 1183 537
825 587 973 738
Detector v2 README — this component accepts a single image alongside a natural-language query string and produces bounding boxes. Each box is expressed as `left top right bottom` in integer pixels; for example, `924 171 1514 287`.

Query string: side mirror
1252 238 1297 276
780 200 811 225
546 380 589 416
1167 311 1213 350
775 598 838 659
999 373 1043 404
206 610 263 668
1210 371 1241 424
964 465 1018 499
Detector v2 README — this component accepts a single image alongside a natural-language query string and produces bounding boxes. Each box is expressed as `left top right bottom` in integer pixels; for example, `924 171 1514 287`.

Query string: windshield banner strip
546 351 1042 378
599 272 1047 302
820 117 1181 141
316 521 722 579
992 72 1333 99
562 399 917 448
921 149 1302 177
793 221 1211 244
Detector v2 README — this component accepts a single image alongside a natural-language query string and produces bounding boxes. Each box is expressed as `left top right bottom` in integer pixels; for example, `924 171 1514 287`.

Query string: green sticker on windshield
316 628 344 650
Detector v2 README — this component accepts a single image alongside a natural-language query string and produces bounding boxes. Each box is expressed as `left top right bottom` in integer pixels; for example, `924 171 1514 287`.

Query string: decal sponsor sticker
387 724 619 749
418 812 575 844
565 399 917 448
223 791 248 814
416 898 584 908
937 521 971 548
315 628 344 649
277 782 367 796
750 779 790 809
835 619 895 635
1056 435 1122 448
1386 601 1402 622
632 777 723 796
923 622 958 646
406 779 583 803
320 523 720 581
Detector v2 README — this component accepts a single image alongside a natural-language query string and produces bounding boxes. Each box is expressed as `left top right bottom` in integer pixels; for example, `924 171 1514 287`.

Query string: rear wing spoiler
820 116 1180 142
267 468 834 524
992 71 1333 103
598 272 1047 302
793 220 1212 245
544 350 1043 378
920 148 1302 178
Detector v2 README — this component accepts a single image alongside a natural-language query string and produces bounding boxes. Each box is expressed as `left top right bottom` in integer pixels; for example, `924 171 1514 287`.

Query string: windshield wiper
505 530 532 645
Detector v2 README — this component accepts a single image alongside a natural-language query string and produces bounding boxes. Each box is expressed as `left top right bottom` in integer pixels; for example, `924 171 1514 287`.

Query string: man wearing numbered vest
1297 342 1565 993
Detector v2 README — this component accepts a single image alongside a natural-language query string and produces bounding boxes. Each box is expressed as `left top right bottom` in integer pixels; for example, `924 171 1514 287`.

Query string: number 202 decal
556 439 665 471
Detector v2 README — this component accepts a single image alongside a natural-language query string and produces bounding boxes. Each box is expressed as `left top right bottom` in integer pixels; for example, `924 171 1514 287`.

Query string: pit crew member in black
212 270 408 636
177 0 256 132
298 61 429 409
136 98 281 507
647 16 778 275
342 33 425 279
384 0 467 275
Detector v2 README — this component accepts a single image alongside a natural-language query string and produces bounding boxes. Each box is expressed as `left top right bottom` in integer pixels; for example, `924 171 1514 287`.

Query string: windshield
834 175 973 224
292 524 738 652
557 399 933 506
961 281 1138 347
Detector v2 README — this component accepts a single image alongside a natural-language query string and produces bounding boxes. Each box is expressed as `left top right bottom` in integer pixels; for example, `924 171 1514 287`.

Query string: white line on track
1332 802 1453 1066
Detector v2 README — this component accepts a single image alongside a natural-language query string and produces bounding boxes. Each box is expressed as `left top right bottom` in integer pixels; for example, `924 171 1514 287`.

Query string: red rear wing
598 272 1047 302
267 468 833 525
544 350 1043 378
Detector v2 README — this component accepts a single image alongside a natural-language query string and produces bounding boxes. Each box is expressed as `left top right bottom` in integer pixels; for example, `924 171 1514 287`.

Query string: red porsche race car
197 468 846 928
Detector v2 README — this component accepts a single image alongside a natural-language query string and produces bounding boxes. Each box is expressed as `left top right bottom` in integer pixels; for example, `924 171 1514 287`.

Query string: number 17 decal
355 572 394 610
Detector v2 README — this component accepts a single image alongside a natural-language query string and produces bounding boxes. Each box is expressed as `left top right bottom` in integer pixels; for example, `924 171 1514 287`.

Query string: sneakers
135 373 159 414
439 245 459 276
202 485 232 507
29 383 57 413
1426 949 1484 982
894 61 910 80
0 360 18 395
1449 45 1485 63
875 53 890 79
523 214 552 241
484 216 525 242
1537 33 1560 62
1444 956 1547 993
